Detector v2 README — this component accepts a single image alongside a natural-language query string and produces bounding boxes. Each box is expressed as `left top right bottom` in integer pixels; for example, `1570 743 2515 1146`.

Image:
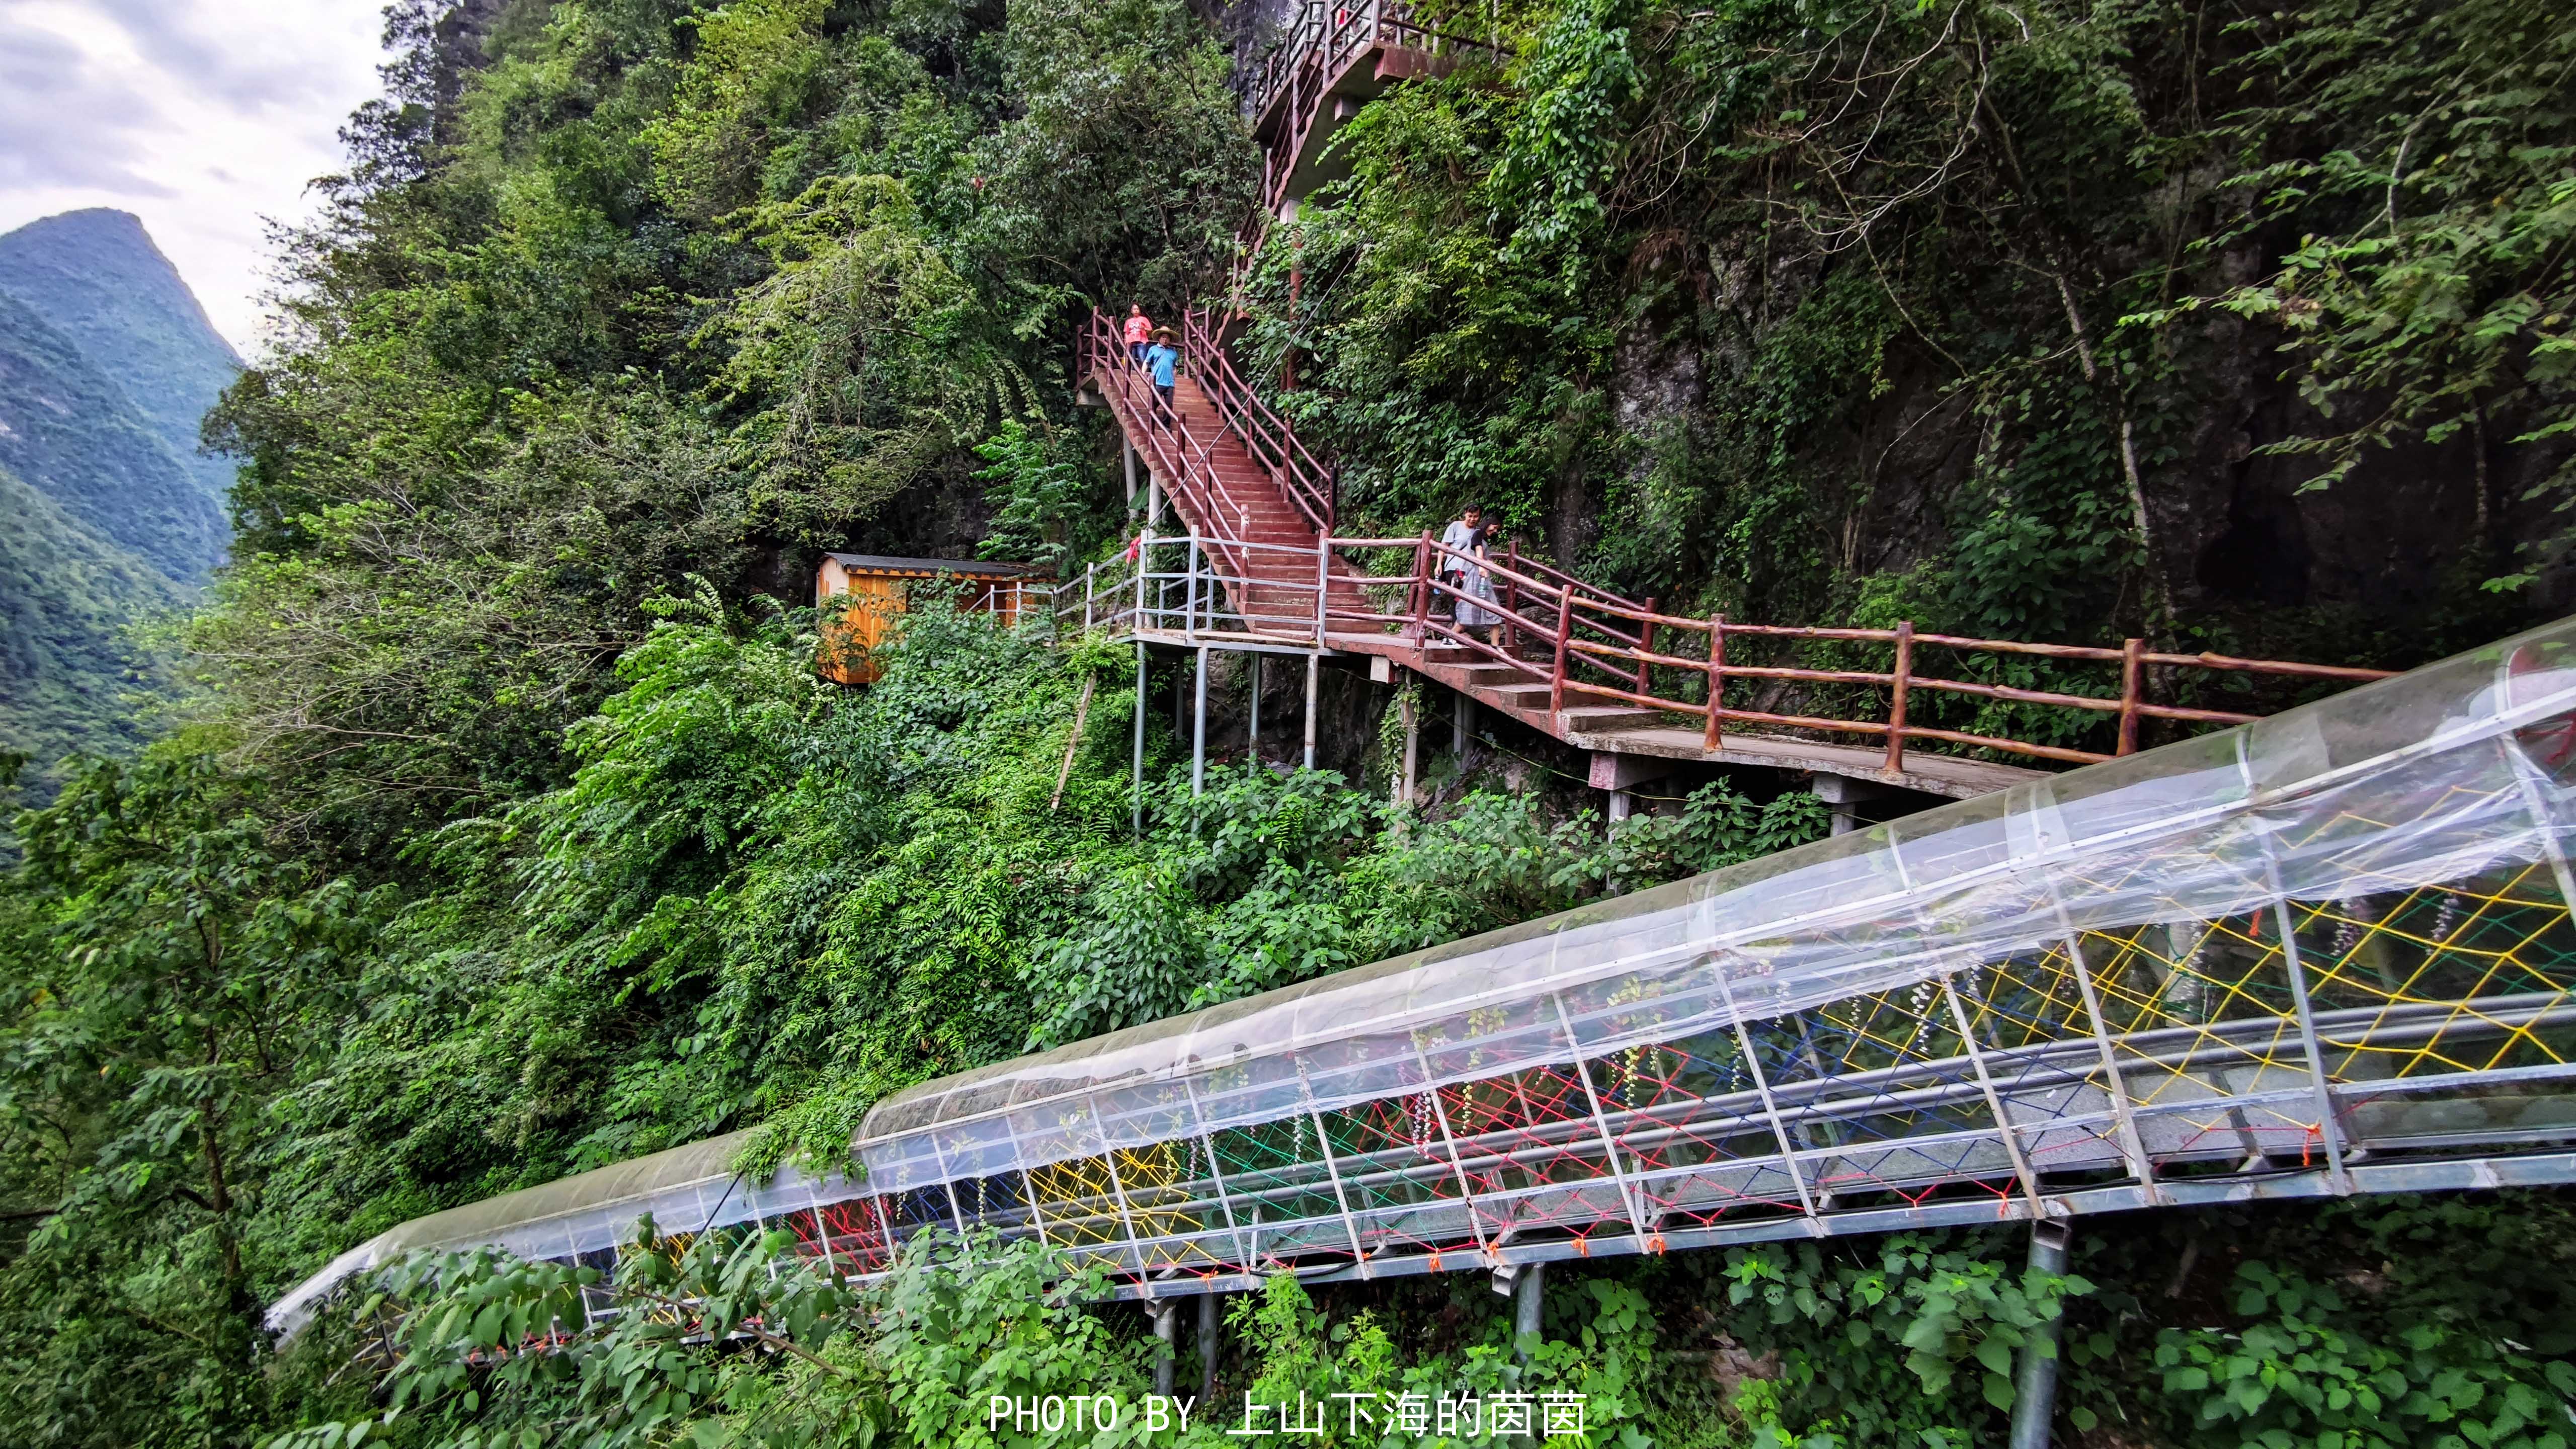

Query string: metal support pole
1193 646 1211 798
1124 435 1138 506
1147 468 1161 528
1138 526 1153 628
1181 1079 1254 1269
2007 1220 2073 1449
1716 972 1823 1222
1455 690 1472 754
1407 1039 1495 1264
1303 652 1320 771
1512 1261 1544 1365
1550 994 1655 1252
1133 641 1148 838
2275 900 2354 1191
1249 655 1262 764
1198 1291 1219 1404
1941 974 2046 1215
1295 1064 1373 1273
1186 534 1203 636
1399 687 1418 807
2049 898 2161 1201
1084 1092 1150 1272
1152 1301 1178 1396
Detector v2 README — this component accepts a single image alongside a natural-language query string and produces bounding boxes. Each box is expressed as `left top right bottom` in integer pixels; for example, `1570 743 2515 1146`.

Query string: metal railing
1031 520 2395 767
1181 306 1337 530
1241 0 1502 218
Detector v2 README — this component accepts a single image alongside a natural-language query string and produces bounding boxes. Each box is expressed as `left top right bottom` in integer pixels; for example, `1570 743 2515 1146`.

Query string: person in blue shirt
1144 328 1180 423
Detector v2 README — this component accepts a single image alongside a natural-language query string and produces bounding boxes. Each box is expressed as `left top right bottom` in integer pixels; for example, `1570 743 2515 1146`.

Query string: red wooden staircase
1068 305 2394 801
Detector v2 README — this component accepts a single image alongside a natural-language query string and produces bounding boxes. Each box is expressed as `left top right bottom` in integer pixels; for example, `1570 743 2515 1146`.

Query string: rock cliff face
0 209 240 775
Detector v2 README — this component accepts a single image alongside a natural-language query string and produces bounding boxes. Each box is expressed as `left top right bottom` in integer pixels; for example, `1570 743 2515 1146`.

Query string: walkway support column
1193 645 1211 798
1249 656 1262 764
1133 641 1148 838
1152 1301 1177 1396
1399 687 1418 808
1304 653 1320 771
1123 435 1138 506
1513 1263 1544 1365
2008 1220 2073 1449
1455 691 1473 755
1198 1293 1219 1404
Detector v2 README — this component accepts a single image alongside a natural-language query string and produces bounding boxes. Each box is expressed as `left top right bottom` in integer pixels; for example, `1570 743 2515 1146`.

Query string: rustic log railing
1330 535 2393 766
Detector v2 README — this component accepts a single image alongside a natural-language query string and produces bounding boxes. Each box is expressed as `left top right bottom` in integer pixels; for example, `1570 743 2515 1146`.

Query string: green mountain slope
0 286 226 583
0 209 241 509
0 460 175 771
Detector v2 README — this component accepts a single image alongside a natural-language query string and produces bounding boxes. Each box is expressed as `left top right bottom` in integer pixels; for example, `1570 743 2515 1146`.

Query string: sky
0 0 390 354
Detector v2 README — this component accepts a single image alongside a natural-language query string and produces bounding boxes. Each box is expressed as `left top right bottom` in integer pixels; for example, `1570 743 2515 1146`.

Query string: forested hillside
0 210 244 515
1 1 2571 1446
0 211 237 774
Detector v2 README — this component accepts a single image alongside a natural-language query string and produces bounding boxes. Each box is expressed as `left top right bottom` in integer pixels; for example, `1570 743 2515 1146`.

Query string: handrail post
1187 533 1203 636
1410 530 1433 646
1882 620 1914 776
1703 613 1726 751
1314 535 1330 647
1636 597 1657 695
1549 583 1573 717
1084 562 1095 632
2117 636 2144 756
1137 527 1153 629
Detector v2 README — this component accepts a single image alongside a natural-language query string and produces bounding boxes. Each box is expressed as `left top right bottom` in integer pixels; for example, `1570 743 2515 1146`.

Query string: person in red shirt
1123 304 1153 368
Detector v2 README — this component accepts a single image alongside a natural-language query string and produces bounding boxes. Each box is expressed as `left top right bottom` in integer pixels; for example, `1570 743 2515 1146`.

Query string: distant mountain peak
0 209 244 519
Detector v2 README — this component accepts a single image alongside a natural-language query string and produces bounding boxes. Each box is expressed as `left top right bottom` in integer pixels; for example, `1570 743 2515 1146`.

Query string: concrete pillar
2008 1221 2073 1449
1152 1301 1177 1396
1512 1263 1544 1365
1587 752 1660 823
1813 773 1906 837
1198 1292 1219 1404
1454 690 1473 754
1192 646 1211 797
1399 688 1418 807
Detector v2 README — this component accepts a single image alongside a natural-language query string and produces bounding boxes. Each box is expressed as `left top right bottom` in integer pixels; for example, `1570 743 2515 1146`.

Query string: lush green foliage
9 0 2576 1444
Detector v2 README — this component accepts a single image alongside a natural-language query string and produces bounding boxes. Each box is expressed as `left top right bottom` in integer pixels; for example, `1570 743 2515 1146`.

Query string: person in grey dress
1439 506 1499 640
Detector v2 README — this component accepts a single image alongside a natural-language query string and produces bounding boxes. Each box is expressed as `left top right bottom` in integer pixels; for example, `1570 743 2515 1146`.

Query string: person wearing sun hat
1144 326 1181 424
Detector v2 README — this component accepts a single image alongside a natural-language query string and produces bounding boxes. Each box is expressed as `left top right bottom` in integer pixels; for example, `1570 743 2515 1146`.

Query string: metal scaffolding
270 617 2576 1337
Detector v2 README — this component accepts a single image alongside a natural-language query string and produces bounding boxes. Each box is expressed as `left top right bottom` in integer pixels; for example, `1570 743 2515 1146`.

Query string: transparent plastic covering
269 616 2576 1337
264 1130 863 1338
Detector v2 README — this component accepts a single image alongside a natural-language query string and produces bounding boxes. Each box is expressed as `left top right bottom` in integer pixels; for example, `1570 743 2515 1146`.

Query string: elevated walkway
270 617 2576 1333
1065 310 2385 802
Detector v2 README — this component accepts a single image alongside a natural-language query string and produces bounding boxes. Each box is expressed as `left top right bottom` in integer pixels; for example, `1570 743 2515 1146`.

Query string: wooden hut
815 552 1046 685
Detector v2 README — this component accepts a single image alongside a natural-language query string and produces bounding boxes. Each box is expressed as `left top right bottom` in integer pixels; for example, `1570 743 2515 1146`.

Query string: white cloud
0 0 388 353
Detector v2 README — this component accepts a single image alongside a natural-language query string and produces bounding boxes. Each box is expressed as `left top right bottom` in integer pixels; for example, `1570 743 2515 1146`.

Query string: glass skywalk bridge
267 619 2576 1336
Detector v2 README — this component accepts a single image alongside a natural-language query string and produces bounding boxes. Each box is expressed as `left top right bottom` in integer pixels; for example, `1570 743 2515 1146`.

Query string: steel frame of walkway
269 620 2576 1339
